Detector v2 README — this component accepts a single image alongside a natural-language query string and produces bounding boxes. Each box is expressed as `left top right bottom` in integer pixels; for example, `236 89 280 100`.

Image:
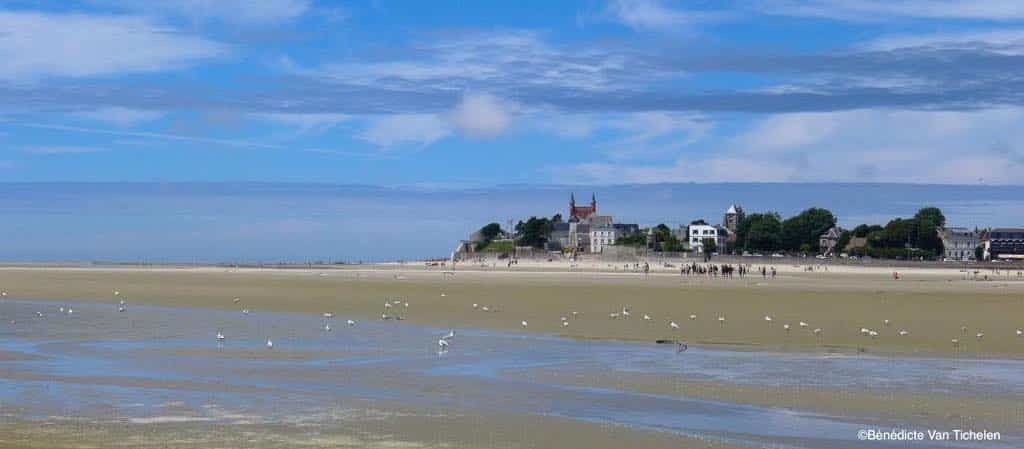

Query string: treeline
734 207 836 253
841 207 946 259
735 206 946 258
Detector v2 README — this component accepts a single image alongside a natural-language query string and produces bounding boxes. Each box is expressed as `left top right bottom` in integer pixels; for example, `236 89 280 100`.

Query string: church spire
591 192 596 208
570 192 576 207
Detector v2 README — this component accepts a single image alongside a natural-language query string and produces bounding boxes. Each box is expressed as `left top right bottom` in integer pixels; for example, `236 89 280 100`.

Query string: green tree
514 217 553 249
480 223 502 241
835 230 852 254
781 207 836 252
913 207 946 255
975 245 985 261
737 212 783 252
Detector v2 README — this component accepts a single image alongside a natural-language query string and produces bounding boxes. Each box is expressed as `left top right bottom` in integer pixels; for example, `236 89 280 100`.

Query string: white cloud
75 107 163 127
864 29 1024 54
94 0 311 24
447 93 518 138
357 114 451 148
604 0 719 31
566 107 1024 184
302 31 636 92
603 112 712 160
0 12 227 80
24 146 105 155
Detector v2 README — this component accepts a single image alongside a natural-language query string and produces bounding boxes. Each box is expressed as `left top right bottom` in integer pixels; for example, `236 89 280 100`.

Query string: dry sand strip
1 264 1023 357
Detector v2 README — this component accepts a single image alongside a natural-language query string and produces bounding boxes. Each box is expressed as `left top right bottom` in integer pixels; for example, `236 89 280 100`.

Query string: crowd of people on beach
678 262 777 279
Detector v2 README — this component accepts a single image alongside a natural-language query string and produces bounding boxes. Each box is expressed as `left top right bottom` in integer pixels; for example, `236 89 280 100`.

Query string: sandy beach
2 261 1022 356
2 261 1023 449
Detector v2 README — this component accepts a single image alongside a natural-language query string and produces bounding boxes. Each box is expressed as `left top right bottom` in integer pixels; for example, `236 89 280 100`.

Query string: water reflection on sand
1 300 1021 449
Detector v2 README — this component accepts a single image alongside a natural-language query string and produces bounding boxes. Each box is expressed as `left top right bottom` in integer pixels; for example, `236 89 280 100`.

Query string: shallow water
1 299 1021 448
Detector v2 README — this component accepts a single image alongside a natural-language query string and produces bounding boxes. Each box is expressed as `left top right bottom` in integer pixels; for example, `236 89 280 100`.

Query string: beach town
453 192 1024 265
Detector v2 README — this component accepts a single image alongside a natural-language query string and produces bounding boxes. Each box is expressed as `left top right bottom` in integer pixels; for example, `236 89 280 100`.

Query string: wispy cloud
757 0 1024 22
90 0 312 25
24 146 105 155
74 107 163 127
0 11 227 80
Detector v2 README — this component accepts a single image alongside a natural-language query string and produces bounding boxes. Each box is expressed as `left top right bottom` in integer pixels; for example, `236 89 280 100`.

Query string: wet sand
2 264 1023 356
0 406 738 449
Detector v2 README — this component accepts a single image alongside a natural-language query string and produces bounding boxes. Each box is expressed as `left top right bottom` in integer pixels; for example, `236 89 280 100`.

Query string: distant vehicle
753 253 764 257
815 255 827 259
771 253 785 258
742 251 753 257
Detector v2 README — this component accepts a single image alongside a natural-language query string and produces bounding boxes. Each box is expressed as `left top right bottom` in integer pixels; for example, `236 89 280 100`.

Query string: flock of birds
3 288 1024 352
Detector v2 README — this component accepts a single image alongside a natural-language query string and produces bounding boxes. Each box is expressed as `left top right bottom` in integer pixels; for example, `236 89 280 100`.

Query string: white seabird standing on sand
669 321 679 330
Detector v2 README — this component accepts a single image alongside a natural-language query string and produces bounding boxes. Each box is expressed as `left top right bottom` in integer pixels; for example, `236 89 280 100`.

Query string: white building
939 227 979 261
688 224 727 253
590 225 617 253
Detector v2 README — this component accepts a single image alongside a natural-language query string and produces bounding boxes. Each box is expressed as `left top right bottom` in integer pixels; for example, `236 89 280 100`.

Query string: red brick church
569 193 597 221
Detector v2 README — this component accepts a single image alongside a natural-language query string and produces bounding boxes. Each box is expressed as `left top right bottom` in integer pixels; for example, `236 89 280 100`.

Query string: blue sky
3 0 1024 186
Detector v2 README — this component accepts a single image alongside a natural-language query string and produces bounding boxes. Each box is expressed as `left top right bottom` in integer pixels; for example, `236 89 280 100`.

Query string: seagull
114 290 120 296
898 330 909 336
764 315 773 323
438 339 449 351
324 324 332 331
813 328 822 335
783 323 791 331
561 320 569 328
1017 329 1023 337
384 302 393 309
799 321 808 328
571 311 579 318
689 314 697 320
961 326 968 334
441 293 447 297
860 327 871 335
670 321 679 330
242 308 250 315
119 299 126 306
59 306 65 313
266 339 273 348
521 320 528 328
952 338 960 347
869 330 879 338
347 319 356 326
472 303 479 309
643 314 652 321
677 341 688 353
718 316 726 324
35 311 44 318
884 319 890 326
621 307 630 317
323 312 334 318
118 305 126 313
67 308 73 315
443 330 456 340
560 316 568 322
1 291 8 297
216 332 225 341
609 312 620 319
481 306 490 312
404 302 409 308
233 298 241 304
381 313 390 320
976 332 985 340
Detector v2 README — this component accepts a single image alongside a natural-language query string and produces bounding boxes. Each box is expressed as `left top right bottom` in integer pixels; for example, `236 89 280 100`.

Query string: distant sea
1 182 1022 263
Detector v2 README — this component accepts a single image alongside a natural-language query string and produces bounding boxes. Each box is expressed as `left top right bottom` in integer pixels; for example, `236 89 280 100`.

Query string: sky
2 0 1024 186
